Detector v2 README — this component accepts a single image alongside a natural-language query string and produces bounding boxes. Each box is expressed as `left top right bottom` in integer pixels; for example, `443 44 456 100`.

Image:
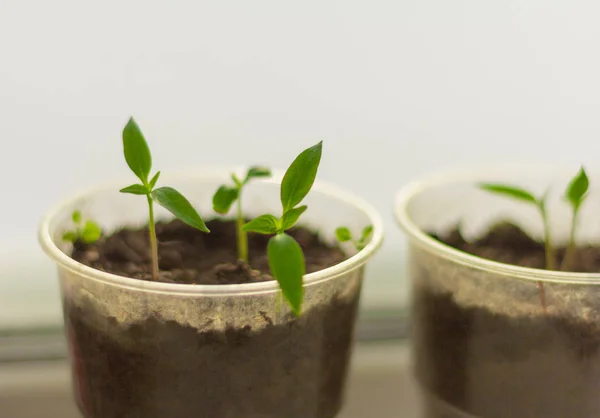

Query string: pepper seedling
561 166 589 271
478 167 590 311
335 225 374 251
62 210 102 244
478 182 552 311
242 141 323 316
120 117 210 281
212 167 272 262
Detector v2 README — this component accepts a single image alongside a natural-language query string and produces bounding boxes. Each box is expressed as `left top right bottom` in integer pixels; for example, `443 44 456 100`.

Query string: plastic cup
395 165 600 418
39 168 384 418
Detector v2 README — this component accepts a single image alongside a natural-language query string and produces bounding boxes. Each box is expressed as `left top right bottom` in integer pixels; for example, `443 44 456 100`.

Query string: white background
2 0 600 328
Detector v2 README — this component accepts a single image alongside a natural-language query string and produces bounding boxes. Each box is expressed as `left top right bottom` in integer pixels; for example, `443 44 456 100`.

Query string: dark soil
72 218 345 284
431 222 600 272
66 219 358 418
417 222 600 418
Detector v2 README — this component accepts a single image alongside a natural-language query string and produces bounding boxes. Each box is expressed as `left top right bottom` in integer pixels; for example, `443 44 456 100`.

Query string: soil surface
432 222 600 272
66 219 358 418
72 218 345 284
417 222 600 418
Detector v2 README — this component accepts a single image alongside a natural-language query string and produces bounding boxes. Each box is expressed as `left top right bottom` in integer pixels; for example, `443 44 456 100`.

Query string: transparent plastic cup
39 168 384 418
394 165 600 418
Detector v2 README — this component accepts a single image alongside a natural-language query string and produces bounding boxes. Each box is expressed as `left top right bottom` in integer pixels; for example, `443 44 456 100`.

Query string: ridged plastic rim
394 163 600 285
39 167 384 296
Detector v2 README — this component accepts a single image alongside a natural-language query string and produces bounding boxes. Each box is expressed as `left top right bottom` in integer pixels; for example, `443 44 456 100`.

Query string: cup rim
39 167 385 296
394 163 600 285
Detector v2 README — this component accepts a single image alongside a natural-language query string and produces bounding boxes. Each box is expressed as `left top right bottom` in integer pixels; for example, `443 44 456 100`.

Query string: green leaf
242 214 280 234
245 166 272 182
478 183 538 205
82 221 102 243
122 117 152 183
151 187 210 233
119 184 148 195
212 185 239 214
335 227 352 242
361 225 374 241
149 171 161 189
231 174 243 188
280 141 323 212
566 167 589 210
71 210 82 224
268 233 305 316
62 231 78 243
280 205 307 231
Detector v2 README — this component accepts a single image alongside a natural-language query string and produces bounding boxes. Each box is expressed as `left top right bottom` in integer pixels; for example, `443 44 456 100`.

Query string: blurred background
2 0 600 336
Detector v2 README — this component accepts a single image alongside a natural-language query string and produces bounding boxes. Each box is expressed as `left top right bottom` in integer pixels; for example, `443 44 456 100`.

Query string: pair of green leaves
120 118 209 233
212 167 272 215
479 167 589 215
243 141 323 315
62 210 102 244
242 142 322 236
335 225 374 251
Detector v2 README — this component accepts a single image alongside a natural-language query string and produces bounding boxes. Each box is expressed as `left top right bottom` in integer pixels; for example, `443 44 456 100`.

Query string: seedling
335 225 374 251
120 117 209 281
478 183 551 311
478 166 590 311
242 141 323 316
62 210 102 244
212 167 272 262
561 167 589 270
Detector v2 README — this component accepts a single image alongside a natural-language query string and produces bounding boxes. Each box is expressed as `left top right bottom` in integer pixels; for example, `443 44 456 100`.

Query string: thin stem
147 194 160 281
541 207 555 270
237 193 248 263
561 209 578 271
538 205 552 313
537 282 546 312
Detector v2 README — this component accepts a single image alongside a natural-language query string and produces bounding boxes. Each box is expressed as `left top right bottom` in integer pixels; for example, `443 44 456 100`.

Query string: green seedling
478 182 552 311
478 167 590 312
335 225 374 251
120 117 209 281
242 141 323 316
561 167 589 271
62 210 102 244
213 167 272 263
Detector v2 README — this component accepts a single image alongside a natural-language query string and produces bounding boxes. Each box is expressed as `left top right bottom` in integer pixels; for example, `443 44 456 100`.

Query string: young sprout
561 167 589 271
242 141 323 316
62 210 102 244
478 183 551 311
212 167 272 263
120 117 209 281
335 225 374 251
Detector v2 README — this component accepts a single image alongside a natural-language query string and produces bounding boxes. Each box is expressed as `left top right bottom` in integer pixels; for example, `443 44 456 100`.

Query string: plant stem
147 195 160 281
538 205 553 313
541 208 555 270
536 281 546 312
561 209 578 271
237 195 248 263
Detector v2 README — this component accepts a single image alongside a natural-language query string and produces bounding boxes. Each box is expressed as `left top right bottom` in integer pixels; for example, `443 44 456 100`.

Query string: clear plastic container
394 165 600 418
39 168 384 418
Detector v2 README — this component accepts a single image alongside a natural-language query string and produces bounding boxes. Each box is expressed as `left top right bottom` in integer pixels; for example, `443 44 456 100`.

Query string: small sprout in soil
335 225 374 251
120 117 209 281
243 141 323 316
479 167 591 312
213 167 272 263
561 166 589 270
478 183 554 269
62 210 102 244
478 182 552 311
